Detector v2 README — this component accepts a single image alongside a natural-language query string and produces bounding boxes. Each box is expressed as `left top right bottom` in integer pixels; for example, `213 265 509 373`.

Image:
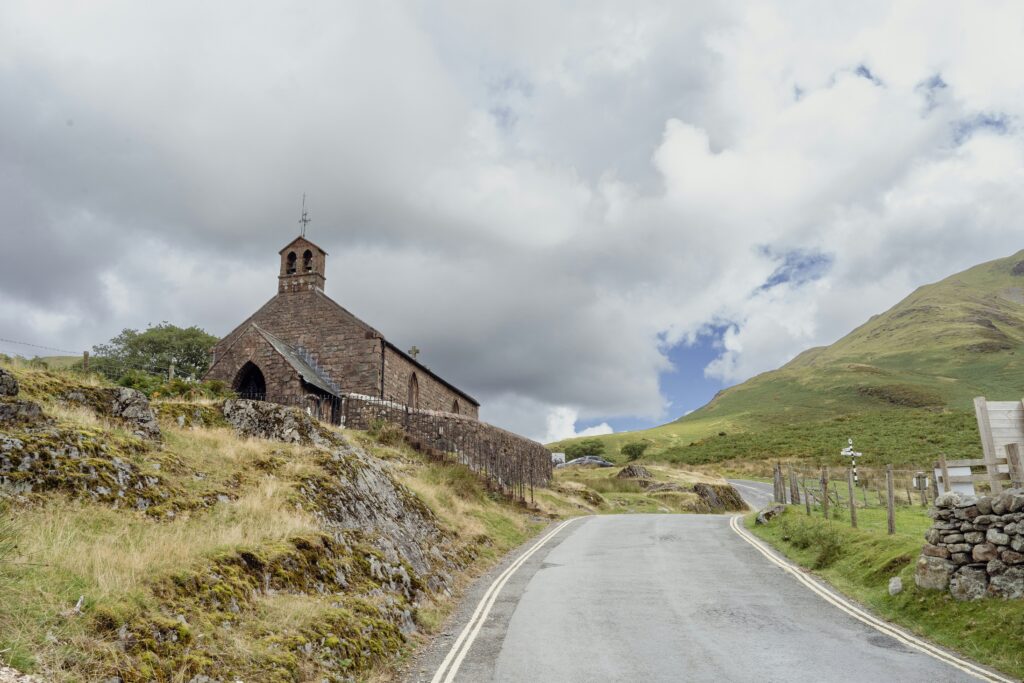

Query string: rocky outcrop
617 464 653 480
222 398 333 447
0 400 43 425
0 368 43 426
694 482 746 512
223 398 468 595
63 387 161 440
915 489 1024 599
0 367 18 396
0 428 171 511
756 502 786 525
0 664 39 683
108 388 162 440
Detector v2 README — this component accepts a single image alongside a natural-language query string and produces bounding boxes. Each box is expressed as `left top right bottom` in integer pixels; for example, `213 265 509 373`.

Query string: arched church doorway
234 361 267 400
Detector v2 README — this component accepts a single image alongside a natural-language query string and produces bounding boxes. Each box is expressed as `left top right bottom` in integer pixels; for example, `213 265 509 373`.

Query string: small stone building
205 236 479 420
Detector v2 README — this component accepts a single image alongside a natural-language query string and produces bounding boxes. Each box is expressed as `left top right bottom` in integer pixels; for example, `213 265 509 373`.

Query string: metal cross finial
299 193 311 237
408 346 420 359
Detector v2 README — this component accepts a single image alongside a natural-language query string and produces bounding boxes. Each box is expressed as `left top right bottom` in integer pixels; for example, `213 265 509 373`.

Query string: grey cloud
4 2 1024 439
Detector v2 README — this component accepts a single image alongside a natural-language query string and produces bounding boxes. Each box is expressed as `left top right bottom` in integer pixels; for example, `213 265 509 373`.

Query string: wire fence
768 462 935 534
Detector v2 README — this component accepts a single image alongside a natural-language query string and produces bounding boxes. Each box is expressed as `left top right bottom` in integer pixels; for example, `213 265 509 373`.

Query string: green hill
551 250 1024 467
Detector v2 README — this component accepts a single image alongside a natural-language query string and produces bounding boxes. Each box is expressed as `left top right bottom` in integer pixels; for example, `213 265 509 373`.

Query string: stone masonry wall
206 326 307 400
343 395 550 489
382 347 479 418
209 289 384 397
915 488 1024 600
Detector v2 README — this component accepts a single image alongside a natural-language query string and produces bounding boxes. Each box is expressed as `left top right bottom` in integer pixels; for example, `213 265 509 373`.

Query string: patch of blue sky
953 112 1011 145
916 73 948 112
574 326 730 435
758 248 833 291
854 64 882 85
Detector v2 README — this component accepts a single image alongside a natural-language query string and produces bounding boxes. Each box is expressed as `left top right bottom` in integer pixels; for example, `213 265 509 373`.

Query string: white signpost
842 438 863 485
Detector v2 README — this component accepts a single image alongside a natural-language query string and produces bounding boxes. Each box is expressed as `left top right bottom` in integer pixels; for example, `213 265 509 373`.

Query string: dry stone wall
915 489 1024 600
344 394 551 490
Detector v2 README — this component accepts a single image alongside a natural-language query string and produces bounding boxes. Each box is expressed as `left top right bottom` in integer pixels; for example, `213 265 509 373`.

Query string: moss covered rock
0 367 18 396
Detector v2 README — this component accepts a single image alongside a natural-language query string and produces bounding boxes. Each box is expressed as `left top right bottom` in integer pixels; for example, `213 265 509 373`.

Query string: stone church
205 236 479 420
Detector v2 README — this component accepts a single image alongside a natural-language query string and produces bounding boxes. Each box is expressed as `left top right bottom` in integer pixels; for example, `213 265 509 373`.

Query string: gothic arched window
286 251 297 274
452 399 460 415
407 373 419 409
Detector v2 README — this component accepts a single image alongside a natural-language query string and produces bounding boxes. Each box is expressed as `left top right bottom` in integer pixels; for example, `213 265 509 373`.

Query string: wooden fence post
938 455 951 494
802 477 811 516
789 467 800 505
886 464 896 535
774 462 782 505
821 466 830 519
974 397 1004 494
905 480 913 506
1006 443 1024 488
919 477 927 507
774 462 785 503
847 467 857 529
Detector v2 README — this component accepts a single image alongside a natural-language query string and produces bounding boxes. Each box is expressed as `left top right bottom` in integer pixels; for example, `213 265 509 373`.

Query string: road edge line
729 514 1014 683
431 516 582 683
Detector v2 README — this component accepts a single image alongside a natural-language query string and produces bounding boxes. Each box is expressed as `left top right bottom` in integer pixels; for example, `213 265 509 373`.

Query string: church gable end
207 325 306 400
206 232 480 418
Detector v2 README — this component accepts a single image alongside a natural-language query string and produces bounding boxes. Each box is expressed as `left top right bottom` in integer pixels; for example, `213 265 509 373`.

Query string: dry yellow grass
10 477 317 601
0 383 567 679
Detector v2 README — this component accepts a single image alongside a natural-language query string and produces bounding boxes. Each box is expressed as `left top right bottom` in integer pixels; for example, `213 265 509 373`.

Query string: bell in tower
279 237 327 293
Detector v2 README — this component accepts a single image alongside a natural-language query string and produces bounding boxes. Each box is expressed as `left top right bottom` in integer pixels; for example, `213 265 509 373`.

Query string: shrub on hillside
120 371 235 400
564 438 606 460
779 515 844 569
856 383 943 408
91 322 219 380
369 419 406 446
620 442 650 461
118 369 165 396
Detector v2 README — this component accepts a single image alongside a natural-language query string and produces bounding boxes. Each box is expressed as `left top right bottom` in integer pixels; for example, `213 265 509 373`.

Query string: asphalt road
728 478 775 510
411 511 986 683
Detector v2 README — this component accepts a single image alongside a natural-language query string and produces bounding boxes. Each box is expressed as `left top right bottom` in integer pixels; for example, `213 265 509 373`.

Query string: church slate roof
252 324 340 396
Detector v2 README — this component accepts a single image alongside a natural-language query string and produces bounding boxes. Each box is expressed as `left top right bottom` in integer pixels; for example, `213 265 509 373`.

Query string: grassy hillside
0 361 577 682
552 250 1024 467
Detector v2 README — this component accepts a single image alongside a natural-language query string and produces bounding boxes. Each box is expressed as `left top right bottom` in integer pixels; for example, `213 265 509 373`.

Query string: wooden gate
947 397 1024 493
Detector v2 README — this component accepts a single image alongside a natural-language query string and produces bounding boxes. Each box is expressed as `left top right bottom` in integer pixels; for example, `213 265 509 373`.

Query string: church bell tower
278 236 327 293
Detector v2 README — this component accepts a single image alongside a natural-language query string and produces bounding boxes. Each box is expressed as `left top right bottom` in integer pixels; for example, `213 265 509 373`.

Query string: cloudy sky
2 1 1024 442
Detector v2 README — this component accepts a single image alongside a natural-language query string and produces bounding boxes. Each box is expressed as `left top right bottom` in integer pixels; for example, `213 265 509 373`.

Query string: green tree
564 438 606 460
620 442 650 461
91 323 218 380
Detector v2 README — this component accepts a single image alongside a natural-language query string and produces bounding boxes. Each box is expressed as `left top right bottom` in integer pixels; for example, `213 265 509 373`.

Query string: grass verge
747 506 1024 679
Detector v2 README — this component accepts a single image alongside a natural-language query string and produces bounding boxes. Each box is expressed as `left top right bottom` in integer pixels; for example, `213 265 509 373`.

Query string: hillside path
409 513 994 683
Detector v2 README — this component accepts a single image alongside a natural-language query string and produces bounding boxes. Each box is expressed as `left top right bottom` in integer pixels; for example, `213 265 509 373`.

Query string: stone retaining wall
343 394 552 491
915 489 1024 600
